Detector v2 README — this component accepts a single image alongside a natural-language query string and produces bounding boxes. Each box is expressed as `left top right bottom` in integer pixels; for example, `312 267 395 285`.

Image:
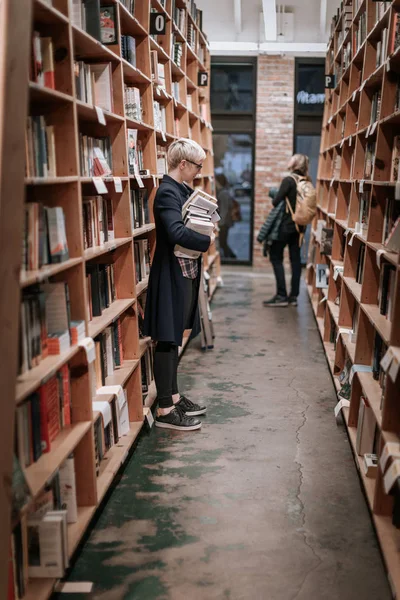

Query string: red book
40 376 60 452
118 319 124 364
61 364 71 426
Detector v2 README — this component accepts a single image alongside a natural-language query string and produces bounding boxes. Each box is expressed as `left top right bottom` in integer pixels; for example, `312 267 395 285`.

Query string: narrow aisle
60 269 390 600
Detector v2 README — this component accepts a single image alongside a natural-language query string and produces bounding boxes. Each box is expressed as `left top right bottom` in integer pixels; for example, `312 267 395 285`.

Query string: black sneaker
155 406 202 431
288 296 298 306
176 395 207 416
263 295 288 307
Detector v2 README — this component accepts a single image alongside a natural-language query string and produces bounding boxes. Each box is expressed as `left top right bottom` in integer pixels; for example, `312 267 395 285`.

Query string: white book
28 513 66 578
47 510 69 569
70 0 83 29
105 327 114 376
174 245 201 259
182 190 218 215
59 456 78 524
43 282 69 334
90 63 113 112
45 206 69 262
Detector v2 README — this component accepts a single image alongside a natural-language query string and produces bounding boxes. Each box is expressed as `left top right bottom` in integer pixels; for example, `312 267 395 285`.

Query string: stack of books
174 190 220 259
74 62 114 112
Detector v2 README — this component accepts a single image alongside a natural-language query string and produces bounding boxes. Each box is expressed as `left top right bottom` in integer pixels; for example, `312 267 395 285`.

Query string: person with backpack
262 154 316 307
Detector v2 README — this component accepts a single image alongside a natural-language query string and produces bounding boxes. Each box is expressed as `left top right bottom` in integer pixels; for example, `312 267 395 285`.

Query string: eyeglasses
186 159 203 170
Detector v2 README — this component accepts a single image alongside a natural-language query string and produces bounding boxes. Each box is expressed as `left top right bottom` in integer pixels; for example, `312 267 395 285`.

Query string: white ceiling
197 0 341 56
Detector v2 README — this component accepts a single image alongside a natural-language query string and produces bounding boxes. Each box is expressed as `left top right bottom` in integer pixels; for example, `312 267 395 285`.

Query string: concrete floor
59 268 391 600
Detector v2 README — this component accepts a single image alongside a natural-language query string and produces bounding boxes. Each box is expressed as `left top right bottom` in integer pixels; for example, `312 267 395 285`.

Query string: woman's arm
272 177 293 207
157 188 211 252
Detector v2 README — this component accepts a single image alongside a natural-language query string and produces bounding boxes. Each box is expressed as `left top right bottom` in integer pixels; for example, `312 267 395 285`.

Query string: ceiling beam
209 41 327 55
262 0 277 41
234 0 242 34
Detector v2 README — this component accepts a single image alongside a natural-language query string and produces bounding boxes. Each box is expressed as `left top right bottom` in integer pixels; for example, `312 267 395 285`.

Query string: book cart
308 0 400 595
2 0 219 598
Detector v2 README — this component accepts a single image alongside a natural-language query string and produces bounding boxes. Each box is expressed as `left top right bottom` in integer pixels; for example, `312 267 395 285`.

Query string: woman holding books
144 139 215 431
263 154 309 308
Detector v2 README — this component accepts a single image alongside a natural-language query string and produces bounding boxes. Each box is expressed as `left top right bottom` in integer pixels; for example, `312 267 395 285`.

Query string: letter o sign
150 13 166 35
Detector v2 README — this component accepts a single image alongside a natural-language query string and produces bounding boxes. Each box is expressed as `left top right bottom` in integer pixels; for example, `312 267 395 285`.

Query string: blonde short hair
167 138 206 170
288 154 309 176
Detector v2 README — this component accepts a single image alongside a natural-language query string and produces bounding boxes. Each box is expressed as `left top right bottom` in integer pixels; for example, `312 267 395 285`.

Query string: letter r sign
198 72 209 87
325 74 336 89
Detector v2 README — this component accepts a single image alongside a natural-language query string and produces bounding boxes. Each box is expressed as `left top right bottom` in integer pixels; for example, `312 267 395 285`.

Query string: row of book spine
83 195 115 250
86 262 117 320
22 204 69 272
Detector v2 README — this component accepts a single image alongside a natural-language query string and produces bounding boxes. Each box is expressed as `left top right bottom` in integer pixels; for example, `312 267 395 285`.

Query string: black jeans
269 232 301 299
153 277 197 408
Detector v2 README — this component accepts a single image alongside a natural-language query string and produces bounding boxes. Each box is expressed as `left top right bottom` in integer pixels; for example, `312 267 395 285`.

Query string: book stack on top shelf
309 1 400 596
6 1 218 598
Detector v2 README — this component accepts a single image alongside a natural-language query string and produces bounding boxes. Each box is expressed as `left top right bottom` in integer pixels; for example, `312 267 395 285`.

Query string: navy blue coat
143 175 211 345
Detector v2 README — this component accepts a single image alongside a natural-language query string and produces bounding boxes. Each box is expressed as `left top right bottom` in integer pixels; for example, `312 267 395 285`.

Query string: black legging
154 277 197 408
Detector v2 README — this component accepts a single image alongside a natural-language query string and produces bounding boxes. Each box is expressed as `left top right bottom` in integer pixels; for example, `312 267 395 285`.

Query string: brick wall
253 55 295 268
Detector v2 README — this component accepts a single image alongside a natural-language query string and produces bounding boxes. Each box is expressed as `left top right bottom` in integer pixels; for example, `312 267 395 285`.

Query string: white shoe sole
155 421 202 431
185 408 207 416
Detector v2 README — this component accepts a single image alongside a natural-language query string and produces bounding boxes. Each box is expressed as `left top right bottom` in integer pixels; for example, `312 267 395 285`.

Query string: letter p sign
325 74 336 89
198 72 209 87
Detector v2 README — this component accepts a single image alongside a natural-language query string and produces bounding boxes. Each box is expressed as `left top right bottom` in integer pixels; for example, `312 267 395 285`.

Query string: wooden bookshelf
5 0 218 598
309 1 400 596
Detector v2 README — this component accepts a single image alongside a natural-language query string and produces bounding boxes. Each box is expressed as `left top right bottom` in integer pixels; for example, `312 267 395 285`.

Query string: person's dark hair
216 173 228 188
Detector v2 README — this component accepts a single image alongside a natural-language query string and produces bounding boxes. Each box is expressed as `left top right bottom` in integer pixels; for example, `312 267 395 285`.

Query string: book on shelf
137 292 146 339
79 135 112 177
92 321 123 390
74 62 114 113
19 282 76 373
320 227 333 256
364 141 375 179
130 188 150 230
121 35 136 67
385 215 400 252
376 2 391 21
124 85 142 121
389 11 400 55
59 454 78 523
27 509 68 578
390 136 400 182
172 81 180 102
356 396 376 457
357 191 370 235
171 34 183 67
174 117 181 138
16 364 71 467
25 115 56 178
71 0 101 41
353 11 366 55
355 243 366 285
100 5 117 45
21 204 69 273
12 454 32 522
378 263 396 321
351 305 360 344
157 145 168 175
376 29 388 68
119 0 135 14
382 196 400 244
372 332 387 387
153 101 167 133
86 262 116 320
173 6 186 35
134 239 151 284
370 91 381 124
11 522 27 599
31 31 55 90
141 347 154 396
82 196 114 249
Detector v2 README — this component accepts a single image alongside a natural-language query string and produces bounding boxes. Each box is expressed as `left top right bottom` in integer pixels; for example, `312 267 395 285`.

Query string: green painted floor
57 268 391 600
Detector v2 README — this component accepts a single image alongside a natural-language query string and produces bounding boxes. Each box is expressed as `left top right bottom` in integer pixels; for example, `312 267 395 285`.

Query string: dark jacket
257 202 286 255
272 172 302 237
143 175 210 345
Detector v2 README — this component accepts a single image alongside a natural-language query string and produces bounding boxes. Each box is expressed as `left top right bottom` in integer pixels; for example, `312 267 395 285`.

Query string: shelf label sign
325 74 336 89
198 72 209 87
150 13 166 34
